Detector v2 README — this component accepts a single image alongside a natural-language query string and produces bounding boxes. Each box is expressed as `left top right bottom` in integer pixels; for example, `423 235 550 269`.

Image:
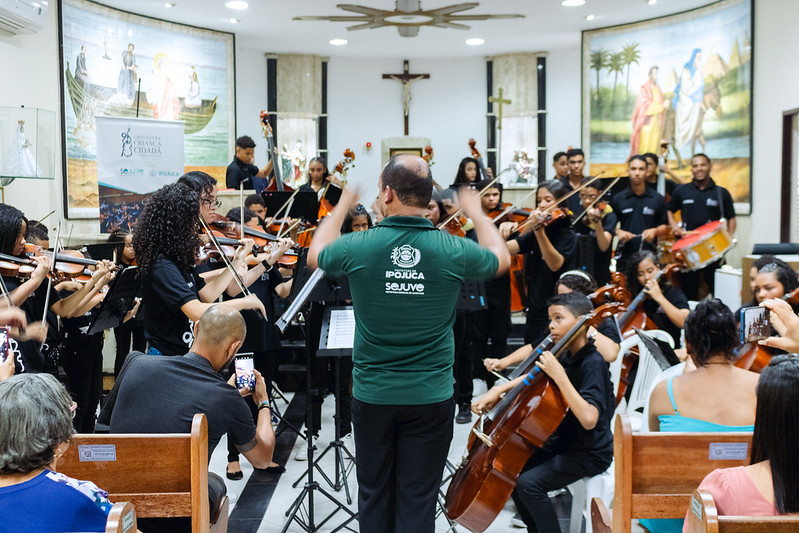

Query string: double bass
259 111 292 193
468 138 490 182
445 304 622 532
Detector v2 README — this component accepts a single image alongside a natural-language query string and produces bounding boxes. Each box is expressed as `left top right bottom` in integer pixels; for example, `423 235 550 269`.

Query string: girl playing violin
573 178 617 286
132 180 264 356
0 204 110 374
473 292 615 532
625 250 690 347
501 179 577 345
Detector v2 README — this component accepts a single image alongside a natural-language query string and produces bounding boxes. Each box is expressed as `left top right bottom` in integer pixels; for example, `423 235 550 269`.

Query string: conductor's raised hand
458 186 483 220
338 185 363 212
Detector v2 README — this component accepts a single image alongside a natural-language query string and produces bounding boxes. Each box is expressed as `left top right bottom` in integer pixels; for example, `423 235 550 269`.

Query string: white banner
96 116 184 194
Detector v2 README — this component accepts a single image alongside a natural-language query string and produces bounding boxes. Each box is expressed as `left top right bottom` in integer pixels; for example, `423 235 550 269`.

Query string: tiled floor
210 389 585 533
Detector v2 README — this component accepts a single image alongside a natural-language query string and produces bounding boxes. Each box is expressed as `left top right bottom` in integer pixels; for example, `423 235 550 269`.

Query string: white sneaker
342 433 356 458
472 378 488 397
294 436 317 461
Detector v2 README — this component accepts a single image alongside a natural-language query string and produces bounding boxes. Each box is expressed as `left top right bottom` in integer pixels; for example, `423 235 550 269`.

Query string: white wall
545 46 582 162
234 47 268 142
326 57 487 202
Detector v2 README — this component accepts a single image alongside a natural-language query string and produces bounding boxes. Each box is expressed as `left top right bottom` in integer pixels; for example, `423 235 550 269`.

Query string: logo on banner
120 128 133 157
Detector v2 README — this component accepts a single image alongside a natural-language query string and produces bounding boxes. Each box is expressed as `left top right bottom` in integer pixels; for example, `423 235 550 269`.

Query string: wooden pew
684 489 799 532
105 501 137 533
57 414 228 533
591 413 752 533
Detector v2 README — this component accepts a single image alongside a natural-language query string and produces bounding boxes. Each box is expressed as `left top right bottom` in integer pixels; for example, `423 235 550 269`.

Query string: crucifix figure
489 87 512 170
383 60 430 135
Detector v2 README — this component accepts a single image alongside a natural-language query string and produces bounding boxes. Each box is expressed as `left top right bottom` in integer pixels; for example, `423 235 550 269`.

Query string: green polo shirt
318 215 499 405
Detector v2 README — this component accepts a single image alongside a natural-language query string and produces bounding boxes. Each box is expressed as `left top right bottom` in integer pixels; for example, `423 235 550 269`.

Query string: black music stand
310 305 356 504
633 327 681 369
456 280 487 311
262 190 319 222
86 267 139 335
276 251 357 533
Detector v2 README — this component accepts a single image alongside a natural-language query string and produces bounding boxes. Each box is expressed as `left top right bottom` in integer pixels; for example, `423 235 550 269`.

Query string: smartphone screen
0 327 9 363
234 356 255 390
740 306 770 344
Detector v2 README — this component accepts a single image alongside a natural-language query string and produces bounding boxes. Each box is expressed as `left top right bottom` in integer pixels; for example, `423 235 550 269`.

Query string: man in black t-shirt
99 306 276 533
225 135 273 192
560 148 586 216
611 155 668 273
667 153 736 299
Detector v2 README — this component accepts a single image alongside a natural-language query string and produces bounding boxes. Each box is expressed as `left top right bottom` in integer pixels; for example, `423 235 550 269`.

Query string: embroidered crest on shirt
391 245 421 268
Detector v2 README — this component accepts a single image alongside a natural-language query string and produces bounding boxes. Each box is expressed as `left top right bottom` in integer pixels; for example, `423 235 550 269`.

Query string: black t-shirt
466 228 511 307
559 176 584 217
2 275 61 374
545 342 614 461
224 266 284 352
574 210 618 287
298 182 340 208
597 316 621 344
141 259 199 355
609 177 678 199
100 352 256 458
59 289 103 353
667 179 735 231
611 187 668 235
226 158 261 191
641 284 689 347
516 222 577 317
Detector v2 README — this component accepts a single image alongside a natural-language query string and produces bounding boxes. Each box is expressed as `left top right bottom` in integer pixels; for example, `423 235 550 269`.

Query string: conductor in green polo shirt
308 154 509 533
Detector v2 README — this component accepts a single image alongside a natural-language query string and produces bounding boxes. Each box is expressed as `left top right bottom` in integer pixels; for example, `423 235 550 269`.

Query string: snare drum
671 220 734 271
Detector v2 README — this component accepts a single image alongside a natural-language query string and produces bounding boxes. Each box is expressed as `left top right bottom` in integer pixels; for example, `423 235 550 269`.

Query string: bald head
380 154 433 208
195 304 246 348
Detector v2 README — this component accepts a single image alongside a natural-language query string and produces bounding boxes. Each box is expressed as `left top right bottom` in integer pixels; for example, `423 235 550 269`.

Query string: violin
468 138 490 182
260 111 293 193
0 245 114 281
445 303 623 531
488 203 532 225
532 207 571 231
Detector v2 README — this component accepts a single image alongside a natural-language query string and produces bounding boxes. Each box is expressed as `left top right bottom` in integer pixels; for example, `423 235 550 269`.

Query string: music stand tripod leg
282 308 355 533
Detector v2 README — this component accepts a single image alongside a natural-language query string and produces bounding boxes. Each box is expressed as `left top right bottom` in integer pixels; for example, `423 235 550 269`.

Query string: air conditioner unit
0 0 47 37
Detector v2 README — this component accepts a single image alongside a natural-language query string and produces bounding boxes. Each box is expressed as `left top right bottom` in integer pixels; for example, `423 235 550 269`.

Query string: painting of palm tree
622 42 641 104
590 48 609 105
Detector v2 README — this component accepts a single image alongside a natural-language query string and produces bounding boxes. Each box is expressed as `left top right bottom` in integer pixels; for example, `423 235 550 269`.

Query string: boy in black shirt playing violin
472 292 614 532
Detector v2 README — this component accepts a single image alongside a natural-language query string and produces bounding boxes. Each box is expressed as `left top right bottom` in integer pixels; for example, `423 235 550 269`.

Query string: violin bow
571 175 622 226
516 172 606 232
491 187 539 222
39 221 62 349
198 216 266 320
271 187 301 222
240 182 245 241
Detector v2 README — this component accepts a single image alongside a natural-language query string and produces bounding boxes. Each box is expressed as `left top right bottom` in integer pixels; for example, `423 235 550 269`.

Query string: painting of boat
65 62 217 135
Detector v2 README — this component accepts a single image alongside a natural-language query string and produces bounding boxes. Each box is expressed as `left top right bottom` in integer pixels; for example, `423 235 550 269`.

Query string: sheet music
326 309 356 349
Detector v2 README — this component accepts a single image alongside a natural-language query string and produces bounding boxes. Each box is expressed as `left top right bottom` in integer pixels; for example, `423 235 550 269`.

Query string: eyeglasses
202 198 222 208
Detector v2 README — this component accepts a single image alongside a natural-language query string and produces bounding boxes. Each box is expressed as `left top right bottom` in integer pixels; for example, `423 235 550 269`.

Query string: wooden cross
382 60 430 136
489 87 512 130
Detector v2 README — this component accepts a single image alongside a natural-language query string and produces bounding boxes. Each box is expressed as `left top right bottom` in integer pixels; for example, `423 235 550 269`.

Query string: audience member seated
644 298 758 533
0 374 112 532
684 355 799 529
98 304 276 533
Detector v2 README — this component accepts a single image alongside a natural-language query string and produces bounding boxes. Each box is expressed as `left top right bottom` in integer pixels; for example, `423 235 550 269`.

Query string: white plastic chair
567 462 614 533
624 329 675 433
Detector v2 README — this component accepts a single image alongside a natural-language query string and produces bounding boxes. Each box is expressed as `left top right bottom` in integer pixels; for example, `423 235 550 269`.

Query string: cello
445 303 622 532
260 111 292 193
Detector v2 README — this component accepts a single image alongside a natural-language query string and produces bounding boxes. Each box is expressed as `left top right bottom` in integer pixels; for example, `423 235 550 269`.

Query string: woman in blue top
0 373 112 532
643 298 758 533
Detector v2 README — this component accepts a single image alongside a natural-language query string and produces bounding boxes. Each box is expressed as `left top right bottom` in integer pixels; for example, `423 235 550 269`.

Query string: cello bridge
472 414 494 447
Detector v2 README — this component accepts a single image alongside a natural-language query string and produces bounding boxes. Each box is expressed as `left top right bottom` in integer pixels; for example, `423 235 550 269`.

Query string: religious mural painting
582 0 752 212
59 0 235 218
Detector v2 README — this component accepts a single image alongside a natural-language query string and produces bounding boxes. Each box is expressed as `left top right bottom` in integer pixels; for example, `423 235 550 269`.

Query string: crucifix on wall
382 60 430 136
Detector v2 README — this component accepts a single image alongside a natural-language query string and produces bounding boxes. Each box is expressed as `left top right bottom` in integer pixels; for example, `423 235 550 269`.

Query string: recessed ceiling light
225 1 248 10
329 38 348 46
585 14 595 21
163 2 175 7
562 0 586 6
648 0 657 4
229 18 239 24
465 38 485 46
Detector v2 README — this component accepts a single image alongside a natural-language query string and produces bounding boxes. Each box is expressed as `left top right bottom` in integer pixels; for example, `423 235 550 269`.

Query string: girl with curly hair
132 181 264 356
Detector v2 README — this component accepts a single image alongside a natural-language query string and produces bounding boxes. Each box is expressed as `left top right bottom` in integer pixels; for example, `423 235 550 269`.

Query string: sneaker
455 402 472 424
510 512 525 528
294 436 317 461
342 433 356 458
